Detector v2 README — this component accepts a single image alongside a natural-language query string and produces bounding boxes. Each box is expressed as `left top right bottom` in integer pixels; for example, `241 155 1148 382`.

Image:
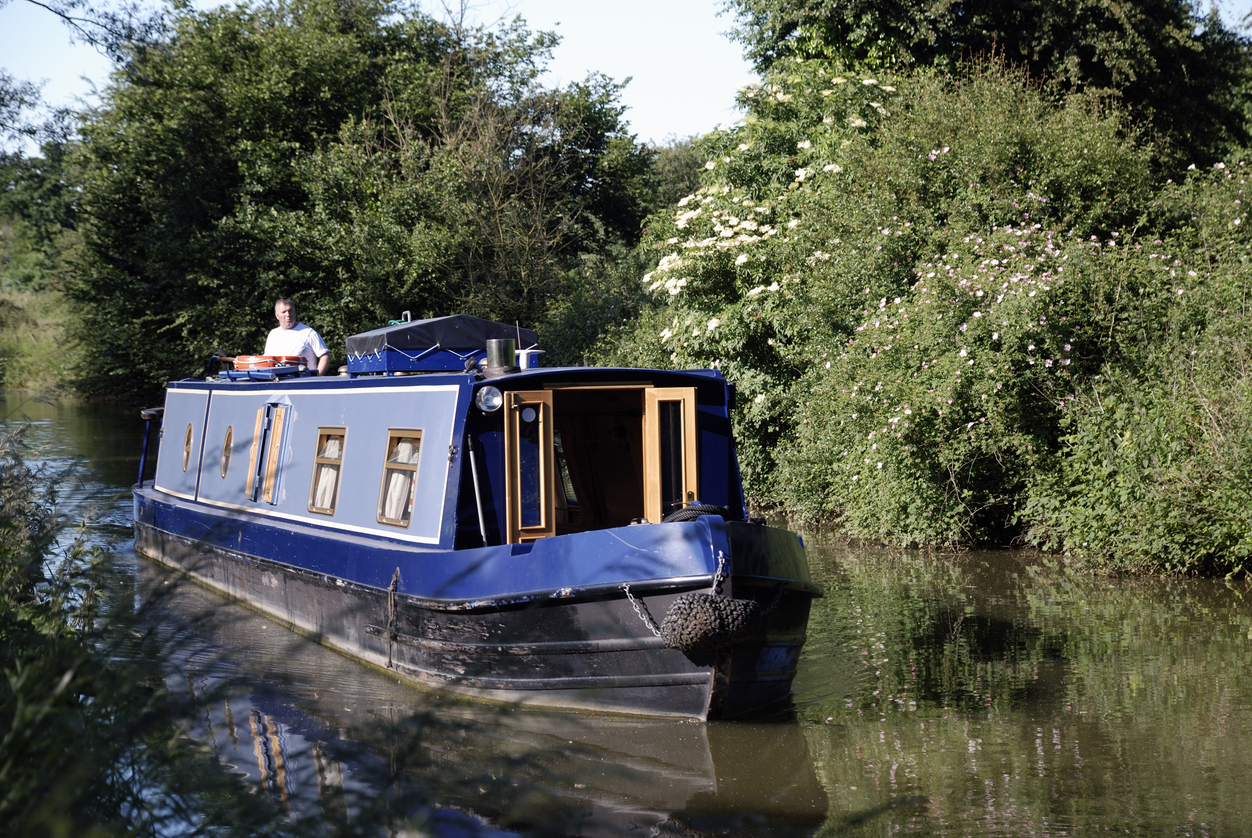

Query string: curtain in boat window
309 430 345 514
378 432 421 525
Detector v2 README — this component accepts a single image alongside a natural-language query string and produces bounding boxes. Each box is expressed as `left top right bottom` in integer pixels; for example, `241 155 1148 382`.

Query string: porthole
182 423 194 472
221 426 233 478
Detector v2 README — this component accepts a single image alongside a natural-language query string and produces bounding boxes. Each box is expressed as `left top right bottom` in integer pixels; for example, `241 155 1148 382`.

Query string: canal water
5 391 1252 836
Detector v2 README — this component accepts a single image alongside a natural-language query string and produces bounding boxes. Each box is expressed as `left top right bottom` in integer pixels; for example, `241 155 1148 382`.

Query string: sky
0 0 755 147
2 0 1252 151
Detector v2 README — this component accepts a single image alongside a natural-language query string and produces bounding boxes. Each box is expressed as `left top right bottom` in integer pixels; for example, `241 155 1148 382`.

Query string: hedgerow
1025 164 1252 574
598 55 1252 572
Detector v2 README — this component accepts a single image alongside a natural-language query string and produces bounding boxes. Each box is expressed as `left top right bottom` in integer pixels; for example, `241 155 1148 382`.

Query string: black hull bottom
135 522 812 720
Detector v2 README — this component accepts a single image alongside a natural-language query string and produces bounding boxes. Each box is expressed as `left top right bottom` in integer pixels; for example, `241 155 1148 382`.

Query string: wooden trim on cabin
504 390 555 543
182 423 193 472
245 407 264 500
543 382 652 390
261 405 287 504
643 387 699 524
307 427 346 516
377 429 423 527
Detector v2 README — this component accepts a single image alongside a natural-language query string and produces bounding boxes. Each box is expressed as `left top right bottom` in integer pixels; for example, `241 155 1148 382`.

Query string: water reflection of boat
163 571 827 836
134 315 819 720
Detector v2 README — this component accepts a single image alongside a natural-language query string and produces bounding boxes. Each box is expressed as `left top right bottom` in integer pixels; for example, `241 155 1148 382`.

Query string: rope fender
660 592 761 652
623 551 787 652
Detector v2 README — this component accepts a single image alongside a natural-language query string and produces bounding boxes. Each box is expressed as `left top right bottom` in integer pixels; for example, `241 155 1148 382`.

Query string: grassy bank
0 287 75 394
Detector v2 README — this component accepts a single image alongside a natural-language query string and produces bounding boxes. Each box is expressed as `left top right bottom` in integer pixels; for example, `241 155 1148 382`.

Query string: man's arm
316 353 330 376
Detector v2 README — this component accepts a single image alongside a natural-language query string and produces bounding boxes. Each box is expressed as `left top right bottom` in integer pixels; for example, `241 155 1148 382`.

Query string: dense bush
597 54 1252 572
724 0 1252 166
1025 164 1252 574
597 59 1155 504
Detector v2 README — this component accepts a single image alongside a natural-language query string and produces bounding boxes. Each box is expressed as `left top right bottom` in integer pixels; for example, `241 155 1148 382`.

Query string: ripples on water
6 392 1252 836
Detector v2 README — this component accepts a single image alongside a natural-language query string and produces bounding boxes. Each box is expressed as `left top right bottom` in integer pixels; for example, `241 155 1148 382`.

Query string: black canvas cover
344 314 539 357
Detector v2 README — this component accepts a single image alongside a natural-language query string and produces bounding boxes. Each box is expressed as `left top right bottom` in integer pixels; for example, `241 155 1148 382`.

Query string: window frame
221 425 233 479
182 423 194 473
307 427 347 516
376 429 423 527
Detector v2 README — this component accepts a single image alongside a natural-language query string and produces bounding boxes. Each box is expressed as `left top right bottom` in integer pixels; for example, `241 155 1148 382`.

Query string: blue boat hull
134 486 816 719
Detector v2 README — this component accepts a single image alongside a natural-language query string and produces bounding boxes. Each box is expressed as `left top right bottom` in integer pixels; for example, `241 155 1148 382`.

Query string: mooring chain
386 567 400 669
624 550 732 638
710 551 728 596
760 580 787 617
622 582 663 638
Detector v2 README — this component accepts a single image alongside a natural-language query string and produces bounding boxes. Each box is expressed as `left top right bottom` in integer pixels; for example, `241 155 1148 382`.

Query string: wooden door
643 387 698 523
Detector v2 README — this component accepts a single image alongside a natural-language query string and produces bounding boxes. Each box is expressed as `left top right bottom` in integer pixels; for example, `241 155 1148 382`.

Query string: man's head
274 298 297 330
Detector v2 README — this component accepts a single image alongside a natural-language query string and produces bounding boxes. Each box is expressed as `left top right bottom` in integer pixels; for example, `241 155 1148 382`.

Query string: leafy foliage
598 52 1252 572
1025 165 1252 575
598 59 1156 513
68 0 654 398
723 0 1252 165
1 143 77 292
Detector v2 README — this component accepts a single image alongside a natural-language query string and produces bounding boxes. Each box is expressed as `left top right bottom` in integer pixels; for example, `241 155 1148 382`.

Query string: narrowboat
133 314 819 720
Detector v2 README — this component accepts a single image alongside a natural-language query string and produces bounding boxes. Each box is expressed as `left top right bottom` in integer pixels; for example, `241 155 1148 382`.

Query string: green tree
1 142 77 291
651 135 705 210
723 0 1252 164
69 0 653 398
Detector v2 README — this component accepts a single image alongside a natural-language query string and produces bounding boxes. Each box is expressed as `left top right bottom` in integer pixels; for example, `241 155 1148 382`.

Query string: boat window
181 423 194 472
221 426 233 478
308 428 346 515
378 430 422 526
644 388 698 523
504 390 554 542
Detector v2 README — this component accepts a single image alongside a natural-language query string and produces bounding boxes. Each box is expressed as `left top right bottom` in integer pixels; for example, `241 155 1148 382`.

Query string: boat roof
344 314 539 358
174 365 728 391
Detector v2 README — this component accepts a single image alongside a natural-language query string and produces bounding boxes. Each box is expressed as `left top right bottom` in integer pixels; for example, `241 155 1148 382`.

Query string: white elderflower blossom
823 163 843 173
735 253 749 265
656 253 684 271
707 317 720 332
797 140 811 149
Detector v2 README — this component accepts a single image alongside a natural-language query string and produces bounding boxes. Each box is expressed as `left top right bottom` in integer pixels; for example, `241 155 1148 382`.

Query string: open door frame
504 390 555 543
643 387 699 523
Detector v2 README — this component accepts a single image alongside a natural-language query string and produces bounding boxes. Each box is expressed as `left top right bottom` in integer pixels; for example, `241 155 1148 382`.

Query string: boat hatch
502 385 700 544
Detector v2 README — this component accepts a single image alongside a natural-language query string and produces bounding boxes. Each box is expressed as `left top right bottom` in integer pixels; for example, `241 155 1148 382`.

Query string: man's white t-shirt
264 323 329 370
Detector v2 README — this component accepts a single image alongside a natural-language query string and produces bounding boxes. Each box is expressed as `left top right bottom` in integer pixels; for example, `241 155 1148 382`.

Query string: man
264 298 330 375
